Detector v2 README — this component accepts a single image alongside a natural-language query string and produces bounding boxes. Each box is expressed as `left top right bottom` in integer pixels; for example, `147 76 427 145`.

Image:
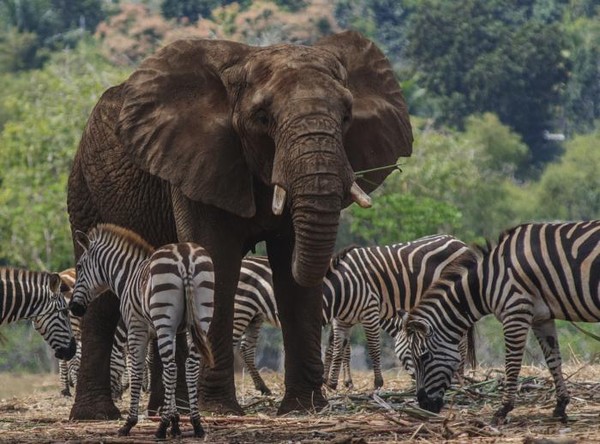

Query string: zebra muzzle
417 388 444 413
69 301 87 317
55 337 77 360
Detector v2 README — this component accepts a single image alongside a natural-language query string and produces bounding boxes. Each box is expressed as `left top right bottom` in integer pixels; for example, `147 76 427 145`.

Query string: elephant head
117 31 412 287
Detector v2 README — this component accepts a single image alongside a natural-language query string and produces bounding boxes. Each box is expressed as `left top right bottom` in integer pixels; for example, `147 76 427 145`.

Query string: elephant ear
315 31 413 193
117 39 257 218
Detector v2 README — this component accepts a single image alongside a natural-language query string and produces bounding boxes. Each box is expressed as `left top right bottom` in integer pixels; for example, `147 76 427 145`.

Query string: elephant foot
277 389 328 415
200 397 244 415
70 395 120 420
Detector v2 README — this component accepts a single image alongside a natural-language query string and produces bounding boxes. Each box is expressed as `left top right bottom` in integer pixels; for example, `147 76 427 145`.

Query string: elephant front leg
70 292 121 420
268 238 327 415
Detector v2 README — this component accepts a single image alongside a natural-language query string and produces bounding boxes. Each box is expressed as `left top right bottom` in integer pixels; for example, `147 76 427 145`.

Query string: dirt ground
1 365 600 443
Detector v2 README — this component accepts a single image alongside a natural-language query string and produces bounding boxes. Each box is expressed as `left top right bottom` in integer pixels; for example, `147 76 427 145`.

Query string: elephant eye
255 109 270 126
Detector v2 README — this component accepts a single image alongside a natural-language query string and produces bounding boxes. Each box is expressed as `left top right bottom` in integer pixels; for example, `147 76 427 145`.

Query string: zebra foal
69 224 215 439
0 267 76 361
405 221 600 424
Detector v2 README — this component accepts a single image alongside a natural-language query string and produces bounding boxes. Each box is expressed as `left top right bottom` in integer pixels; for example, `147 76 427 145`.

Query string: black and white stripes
405 221 600 424
1 267 76 362
69 224 214 439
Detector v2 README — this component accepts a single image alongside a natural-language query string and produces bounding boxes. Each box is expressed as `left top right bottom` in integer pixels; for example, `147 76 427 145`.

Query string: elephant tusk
350 182 372 208
272 184 287 216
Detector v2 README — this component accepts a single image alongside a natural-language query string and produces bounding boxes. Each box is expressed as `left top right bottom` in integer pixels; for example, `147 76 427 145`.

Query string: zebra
404 221 600 425
58 269 132 400
0 267 77 363
322 235 472 390
69 224 215 439
234 235 473 394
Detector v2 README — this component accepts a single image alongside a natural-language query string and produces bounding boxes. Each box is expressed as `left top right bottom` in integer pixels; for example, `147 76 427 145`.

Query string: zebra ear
397 309 409 324
406 318 431 337
74 230 90 251
48 273 62 293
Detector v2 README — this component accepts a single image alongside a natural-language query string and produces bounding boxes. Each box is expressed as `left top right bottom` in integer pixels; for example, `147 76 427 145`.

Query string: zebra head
389 313 415 377
32 273 77 361
70 230 106 317
404 314 461 413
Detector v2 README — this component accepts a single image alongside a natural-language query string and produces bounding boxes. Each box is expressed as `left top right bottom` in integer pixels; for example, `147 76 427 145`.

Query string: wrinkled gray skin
67 31 413 419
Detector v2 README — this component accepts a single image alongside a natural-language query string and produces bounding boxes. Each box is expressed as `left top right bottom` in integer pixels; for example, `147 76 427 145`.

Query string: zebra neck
102 250 148 298
0 270 49 324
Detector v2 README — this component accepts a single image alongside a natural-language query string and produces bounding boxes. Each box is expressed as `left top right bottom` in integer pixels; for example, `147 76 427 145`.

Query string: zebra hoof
117 426 130 437
552 397 569 422
191 417 205 438
154 420 169 440
259 386 272 396
374 377 384 389
344 380 354 390
170 416 181 437
60 389 71 397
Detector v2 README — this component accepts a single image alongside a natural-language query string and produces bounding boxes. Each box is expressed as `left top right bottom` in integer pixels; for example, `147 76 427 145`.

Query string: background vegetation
0 0 598 373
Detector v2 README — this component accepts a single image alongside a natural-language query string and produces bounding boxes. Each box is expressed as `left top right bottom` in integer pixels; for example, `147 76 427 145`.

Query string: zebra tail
465 324 477 369
184 278 214 368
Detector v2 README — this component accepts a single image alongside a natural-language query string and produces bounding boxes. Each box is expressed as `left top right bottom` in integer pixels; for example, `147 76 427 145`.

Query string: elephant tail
184 276 214 368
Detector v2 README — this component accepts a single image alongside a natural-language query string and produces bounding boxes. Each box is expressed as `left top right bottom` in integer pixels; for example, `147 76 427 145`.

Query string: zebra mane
330 244 361 267
91 224 155 254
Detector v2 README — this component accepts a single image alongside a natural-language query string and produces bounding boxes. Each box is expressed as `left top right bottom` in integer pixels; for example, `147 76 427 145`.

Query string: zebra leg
326 320 352 390
186 339 205 438
532 319 569 421
342 342 353 389
118 327 149 437
59 360 71 396
323 326 334 379
156 336 178 440
239 316 271 395
492 317 531 425
362 316 384 389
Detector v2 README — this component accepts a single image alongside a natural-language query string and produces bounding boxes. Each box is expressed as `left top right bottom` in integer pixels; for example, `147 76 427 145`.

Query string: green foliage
0 0 108 72
0 322 54 372
406 0 569 167
0 40 127 271
161 0 219 21
534 128 600 220
346 114 531 245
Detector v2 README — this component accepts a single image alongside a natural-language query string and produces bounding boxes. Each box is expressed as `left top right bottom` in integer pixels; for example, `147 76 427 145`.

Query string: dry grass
1 365 600 443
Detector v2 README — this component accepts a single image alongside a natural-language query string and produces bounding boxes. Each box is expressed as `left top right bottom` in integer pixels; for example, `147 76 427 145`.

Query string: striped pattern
1 268 76 362
233 235 472 394
322 235 471 390
70 224 214 439
405 221 600 424
58 269 133 400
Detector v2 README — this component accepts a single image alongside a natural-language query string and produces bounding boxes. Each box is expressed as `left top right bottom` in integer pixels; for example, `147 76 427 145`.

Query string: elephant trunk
284 142 352 288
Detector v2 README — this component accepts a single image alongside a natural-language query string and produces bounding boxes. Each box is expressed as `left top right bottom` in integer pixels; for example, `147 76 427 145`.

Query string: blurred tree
0 0 108 71
348 114 530 245
561 10 600 135
161 0 219 22
0 40 127 270
406 0 569 169
534 128 600 220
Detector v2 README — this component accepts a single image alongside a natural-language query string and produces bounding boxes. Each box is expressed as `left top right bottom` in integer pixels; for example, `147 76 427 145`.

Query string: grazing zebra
404 221 600 424
0 268 76 362
322 235 472 390
69 224 215 439
235 235 473 394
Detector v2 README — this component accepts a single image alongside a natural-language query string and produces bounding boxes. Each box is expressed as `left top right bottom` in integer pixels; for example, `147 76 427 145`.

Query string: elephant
67 30 413 419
